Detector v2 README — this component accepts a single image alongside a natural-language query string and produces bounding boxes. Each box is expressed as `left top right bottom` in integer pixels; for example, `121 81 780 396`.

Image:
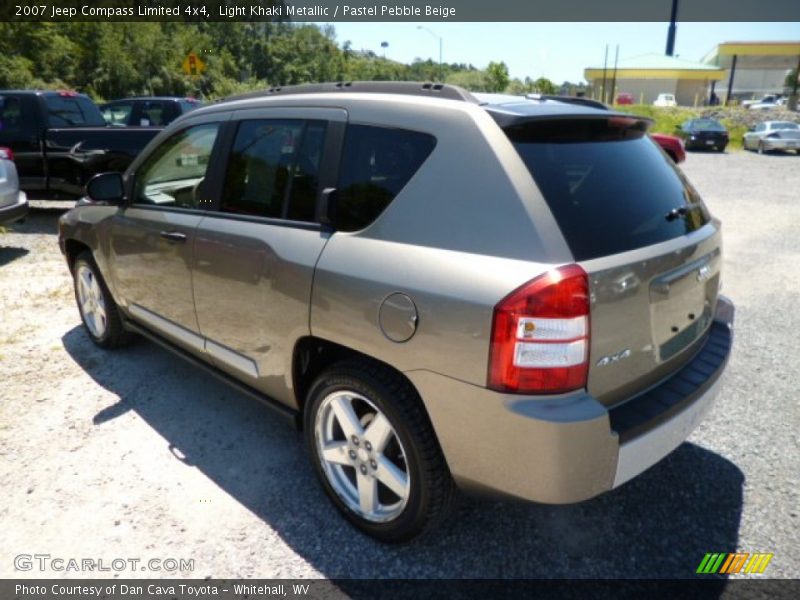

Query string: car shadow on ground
0 246 29 266
62 326 743 581
6 206 67 235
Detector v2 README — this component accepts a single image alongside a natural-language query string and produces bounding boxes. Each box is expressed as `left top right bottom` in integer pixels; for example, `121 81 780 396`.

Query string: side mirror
317 187 338 227
85 172 124 205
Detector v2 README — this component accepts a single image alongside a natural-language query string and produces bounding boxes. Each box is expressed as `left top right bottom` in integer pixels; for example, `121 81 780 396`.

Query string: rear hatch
501 111 721 406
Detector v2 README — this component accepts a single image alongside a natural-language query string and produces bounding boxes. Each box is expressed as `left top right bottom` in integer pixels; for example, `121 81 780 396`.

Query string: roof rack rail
525 94 609 110
223 81 478 104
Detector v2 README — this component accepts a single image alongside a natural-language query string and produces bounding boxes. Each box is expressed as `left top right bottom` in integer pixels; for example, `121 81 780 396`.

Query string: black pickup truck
0 90 162 199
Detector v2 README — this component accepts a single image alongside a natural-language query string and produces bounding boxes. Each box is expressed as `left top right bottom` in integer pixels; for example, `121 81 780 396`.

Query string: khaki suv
58 82 734 541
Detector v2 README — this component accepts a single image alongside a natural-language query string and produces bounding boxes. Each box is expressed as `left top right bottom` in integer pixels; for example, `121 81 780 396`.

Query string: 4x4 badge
596 348 631 367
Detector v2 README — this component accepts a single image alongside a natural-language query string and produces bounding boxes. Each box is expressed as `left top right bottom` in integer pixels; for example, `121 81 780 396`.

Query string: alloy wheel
76 264 108 339
314 390 410 522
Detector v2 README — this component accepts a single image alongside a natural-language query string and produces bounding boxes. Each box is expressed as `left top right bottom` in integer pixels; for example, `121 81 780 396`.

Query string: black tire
72 251 131 349
304 360 455 542
758 141 766 155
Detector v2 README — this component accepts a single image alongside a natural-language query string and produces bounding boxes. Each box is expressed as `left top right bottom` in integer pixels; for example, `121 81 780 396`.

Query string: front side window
139 102 176 126
336 124 436 232
133 123 220 208
102 103 133 126
221 119 326 221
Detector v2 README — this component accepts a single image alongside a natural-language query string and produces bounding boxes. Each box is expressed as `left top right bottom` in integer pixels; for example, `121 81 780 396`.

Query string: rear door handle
159 231 187 243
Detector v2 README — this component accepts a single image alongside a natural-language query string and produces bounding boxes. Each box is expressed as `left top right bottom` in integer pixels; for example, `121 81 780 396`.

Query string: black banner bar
3 579 800 600
2 0 800 22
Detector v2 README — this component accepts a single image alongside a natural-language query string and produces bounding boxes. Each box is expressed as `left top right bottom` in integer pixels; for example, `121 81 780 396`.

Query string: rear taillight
488 264 590 394
0 147 13 160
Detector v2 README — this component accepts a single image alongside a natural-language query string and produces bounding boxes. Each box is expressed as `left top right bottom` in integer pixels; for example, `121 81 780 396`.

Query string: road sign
182 52 206 76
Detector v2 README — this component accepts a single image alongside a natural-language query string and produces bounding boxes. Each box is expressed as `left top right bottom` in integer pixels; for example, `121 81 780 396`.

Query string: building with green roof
584 53 725 106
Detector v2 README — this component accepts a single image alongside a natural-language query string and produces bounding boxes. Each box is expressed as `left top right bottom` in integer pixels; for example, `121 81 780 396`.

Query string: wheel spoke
95 301 106 321
357 471 378 514
330 395 364 439
80 270 93 296
320 441 351 466
363 412 393 453
81 298 93 317
374 456 408 499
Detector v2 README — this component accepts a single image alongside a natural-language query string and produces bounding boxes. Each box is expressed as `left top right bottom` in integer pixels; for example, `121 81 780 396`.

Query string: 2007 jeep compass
59 82 734 541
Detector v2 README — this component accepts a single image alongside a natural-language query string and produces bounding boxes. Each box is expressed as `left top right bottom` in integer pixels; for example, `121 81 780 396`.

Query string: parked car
0 147 28 225
653 93 677 107
99 96 203 127
743 121 800 154
675 118 729 152
742 94 779 109
0 90 162 200
650 133 685 163
59 82 734 542
615 92 634 105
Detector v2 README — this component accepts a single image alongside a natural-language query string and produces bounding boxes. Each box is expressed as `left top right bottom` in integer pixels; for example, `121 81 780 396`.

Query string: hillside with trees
0 22 559 100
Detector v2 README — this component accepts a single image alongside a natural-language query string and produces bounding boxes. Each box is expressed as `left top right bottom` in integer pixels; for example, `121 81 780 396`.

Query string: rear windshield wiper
665 203 701 222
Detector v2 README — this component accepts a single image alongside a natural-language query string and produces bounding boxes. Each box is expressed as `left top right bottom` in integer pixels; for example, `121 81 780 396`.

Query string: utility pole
609 45 619 104
665 0 679 56
601 44 608 103
417 26 443 82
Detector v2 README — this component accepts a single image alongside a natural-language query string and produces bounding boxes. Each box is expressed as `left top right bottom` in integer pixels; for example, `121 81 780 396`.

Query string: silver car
743 120 800 154
58 82 734 541
0 148 28 226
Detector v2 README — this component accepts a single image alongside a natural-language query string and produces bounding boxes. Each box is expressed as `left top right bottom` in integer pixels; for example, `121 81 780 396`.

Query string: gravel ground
0 150 798 580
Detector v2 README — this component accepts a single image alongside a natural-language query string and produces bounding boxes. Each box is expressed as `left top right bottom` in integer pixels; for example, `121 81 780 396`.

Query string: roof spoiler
525 94 609 110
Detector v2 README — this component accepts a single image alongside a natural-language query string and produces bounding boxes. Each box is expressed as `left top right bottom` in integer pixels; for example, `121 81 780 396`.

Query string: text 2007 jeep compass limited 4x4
59 82 734 541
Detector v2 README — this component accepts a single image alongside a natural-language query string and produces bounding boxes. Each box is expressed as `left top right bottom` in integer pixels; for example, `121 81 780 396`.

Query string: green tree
532 77 557 94
485 61 510 93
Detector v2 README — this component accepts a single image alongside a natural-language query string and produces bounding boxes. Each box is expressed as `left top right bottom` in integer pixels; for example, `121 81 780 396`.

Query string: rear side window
336 124 436 232
507 118 710 261
0 96 34 133
45 96 106 127
222 119 326 222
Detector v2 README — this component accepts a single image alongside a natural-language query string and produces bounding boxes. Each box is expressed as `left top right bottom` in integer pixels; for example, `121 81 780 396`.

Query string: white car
0 147 28 225
743 121 800 154
653 93 677 107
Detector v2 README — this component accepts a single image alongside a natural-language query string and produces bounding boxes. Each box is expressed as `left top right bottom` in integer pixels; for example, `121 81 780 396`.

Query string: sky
323 22 800 83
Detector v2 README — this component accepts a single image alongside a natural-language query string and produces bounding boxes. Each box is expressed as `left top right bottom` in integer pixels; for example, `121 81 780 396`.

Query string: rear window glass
336 124 436 232
45 96 106 127
507 118 710 261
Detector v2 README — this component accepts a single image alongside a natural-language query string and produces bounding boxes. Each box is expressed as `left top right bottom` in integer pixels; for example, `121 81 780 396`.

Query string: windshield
773 122 799 130
691 119 725 131
506 118 710 261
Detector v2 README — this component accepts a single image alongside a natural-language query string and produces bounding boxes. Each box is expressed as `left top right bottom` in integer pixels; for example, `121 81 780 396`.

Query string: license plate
706 140 715 145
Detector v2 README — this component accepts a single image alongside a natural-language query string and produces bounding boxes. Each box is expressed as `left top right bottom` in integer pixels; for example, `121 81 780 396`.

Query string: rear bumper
685 137 728 150
0 192 29 226
407 295 734 504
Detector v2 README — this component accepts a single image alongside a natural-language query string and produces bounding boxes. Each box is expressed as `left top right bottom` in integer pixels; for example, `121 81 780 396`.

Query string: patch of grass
614 104 800 151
